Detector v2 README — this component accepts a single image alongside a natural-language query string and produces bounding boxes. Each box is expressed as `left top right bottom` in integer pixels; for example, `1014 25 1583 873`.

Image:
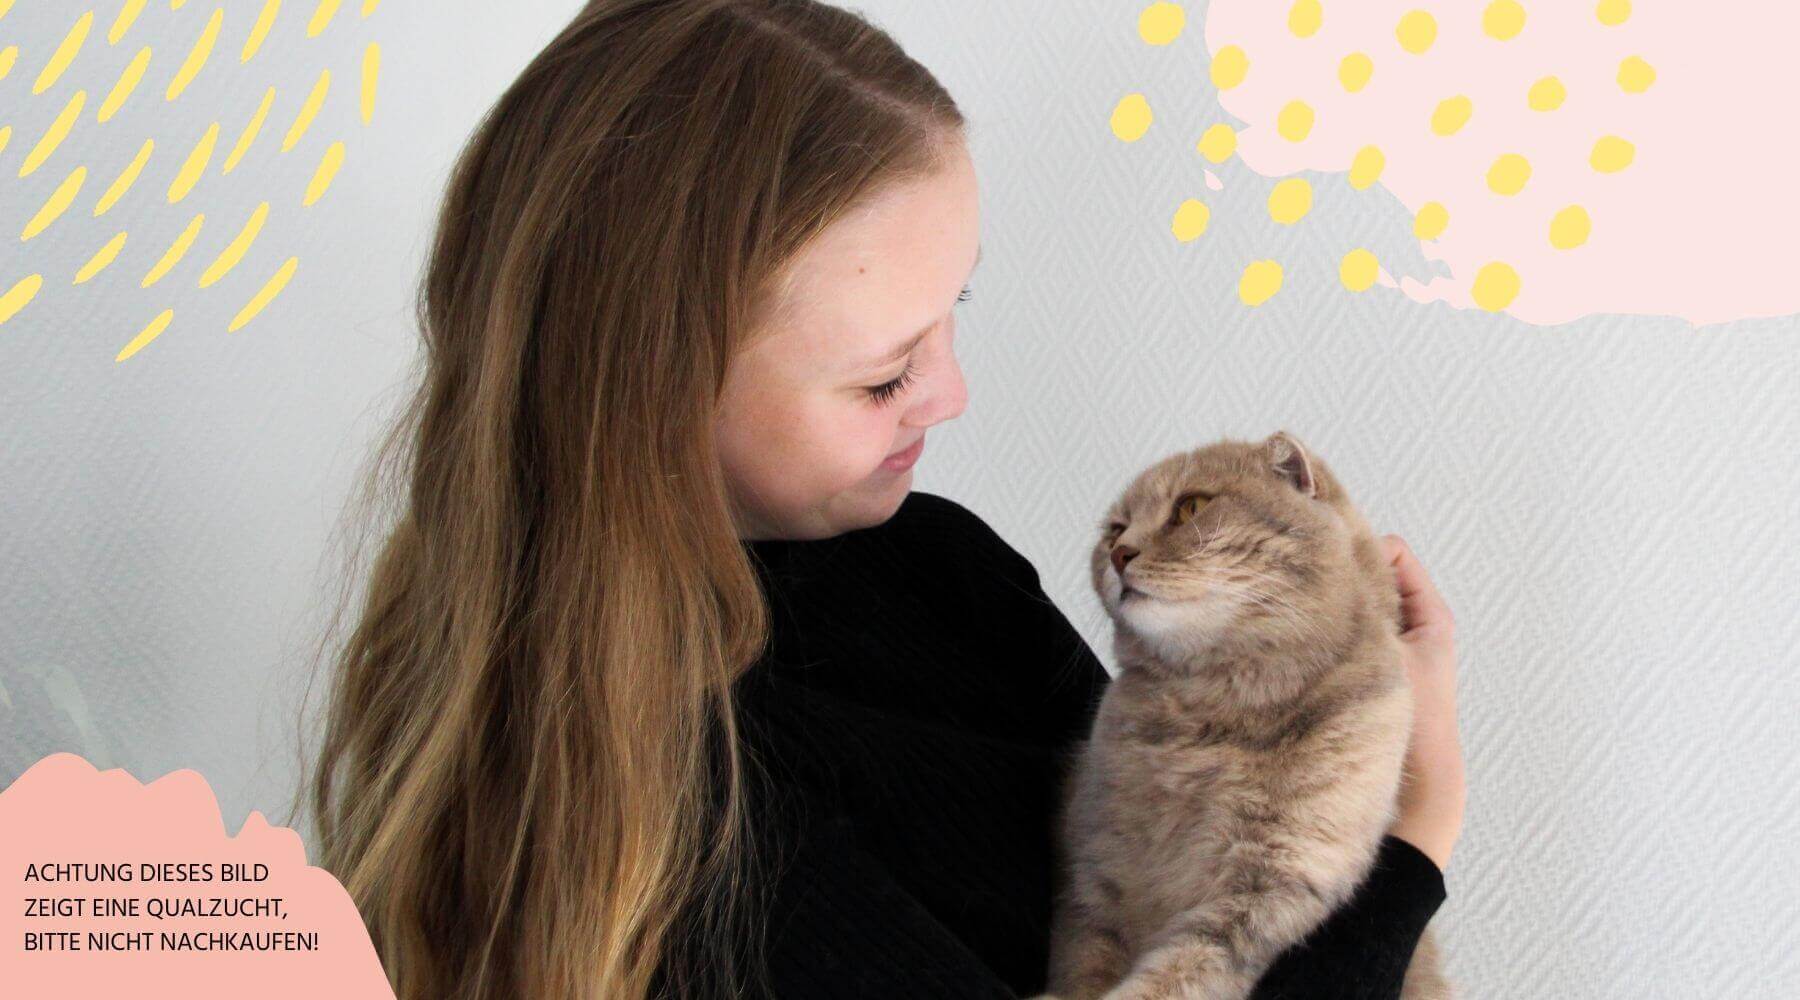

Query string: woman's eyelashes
865 358 919 405
864 285 970 405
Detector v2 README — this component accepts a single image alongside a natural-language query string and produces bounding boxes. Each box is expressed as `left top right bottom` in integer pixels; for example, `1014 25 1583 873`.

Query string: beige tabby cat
1039 431 1453 1000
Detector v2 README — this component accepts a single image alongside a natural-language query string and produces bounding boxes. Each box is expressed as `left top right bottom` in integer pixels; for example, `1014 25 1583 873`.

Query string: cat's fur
1039 431 1453 1000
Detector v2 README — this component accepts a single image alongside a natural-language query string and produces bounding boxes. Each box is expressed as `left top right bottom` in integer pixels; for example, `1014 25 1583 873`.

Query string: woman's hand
1378 534 1466 875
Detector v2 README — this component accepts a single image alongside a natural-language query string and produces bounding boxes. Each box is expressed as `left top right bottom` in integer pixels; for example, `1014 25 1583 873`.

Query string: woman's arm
1248 834 1447 1000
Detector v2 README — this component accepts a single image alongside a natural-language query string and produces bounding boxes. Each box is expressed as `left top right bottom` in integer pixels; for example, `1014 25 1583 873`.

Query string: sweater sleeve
1248 834 1448 1000
750 783 1022 999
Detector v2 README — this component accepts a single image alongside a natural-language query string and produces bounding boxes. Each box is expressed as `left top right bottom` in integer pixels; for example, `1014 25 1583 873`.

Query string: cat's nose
1110 545 1138 577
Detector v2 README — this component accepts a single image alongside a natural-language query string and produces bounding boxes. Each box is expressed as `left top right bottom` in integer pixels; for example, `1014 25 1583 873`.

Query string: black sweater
682 490 1445 999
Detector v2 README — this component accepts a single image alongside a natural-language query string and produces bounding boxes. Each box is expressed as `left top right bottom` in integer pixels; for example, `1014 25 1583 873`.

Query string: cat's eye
1102 520 1126 539
1170 492 1211 526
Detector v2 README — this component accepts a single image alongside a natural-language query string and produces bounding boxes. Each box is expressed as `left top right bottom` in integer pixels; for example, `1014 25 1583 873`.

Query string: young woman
302 2 1467 997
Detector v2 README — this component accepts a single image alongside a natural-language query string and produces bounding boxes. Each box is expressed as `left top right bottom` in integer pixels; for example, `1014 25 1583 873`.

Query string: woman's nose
1110 545 1138 577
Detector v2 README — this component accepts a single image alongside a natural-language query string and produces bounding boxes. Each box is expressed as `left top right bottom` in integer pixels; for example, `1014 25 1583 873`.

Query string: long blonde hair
290 2 963 996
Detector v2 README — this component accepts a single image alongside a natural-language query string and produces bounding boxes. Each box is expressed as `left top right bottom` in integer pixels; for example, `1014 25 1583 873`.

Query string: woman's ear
1265 430 1317 498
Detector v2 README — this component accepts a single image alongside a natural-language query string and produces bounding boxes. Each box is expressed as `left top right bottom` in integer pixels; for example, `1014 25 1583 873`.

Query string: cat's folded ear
1264 430 1317 498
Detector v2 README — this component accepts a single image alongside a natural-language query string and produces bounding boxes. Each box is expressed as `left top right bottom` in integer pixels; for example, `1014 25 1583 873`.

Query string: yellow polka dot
1196 123 1237 163
1268 177 1313 225
1172 199 1211 242
1338 52 1374 92
1528 76 1566 111
1431 96 1473 136
1277 100 1315 142
1482 1 1526 40
1340 248 1379 292
1396 10 1437 54
1548 205 1590 249
1348 145 1385 190
1288 0 1323 38
1590 135 1635 172
1110 93 1153 142
1486 153 1531 195
1239 259 1284 306
1413 201 1449 240
1211 44 1250 90
1138 2 1187 46
1471 262 1520 312
1617 56 1655 93
1595 0 1630 26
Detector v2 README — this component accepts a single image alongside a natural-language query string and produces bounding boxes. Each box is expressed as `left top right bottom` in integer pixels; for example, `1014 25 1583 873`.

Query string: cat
1037 430 1454 1000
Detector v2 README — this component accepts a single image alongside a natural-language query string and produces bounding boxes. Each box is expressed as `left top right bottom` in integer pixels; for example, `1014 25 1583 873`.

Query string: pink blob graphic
1206 0 1800 326
0 753 394 998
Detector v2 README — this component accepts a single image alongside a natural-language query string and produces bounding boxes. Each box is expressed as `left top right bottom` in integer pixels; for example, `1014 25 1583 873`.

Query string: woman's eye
865 358 920 405
957 284 973 303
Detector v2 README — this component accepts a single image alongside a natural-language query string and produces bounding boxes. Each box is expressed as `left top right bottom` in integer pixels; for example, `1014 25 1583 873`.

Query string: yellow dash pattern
305 141 344 205
75 231 129 283
142 212 205 287
172 0 190 9
244 0 280 63
99 47 151 122
0 0 12 20
0 274 44 327
1 45 17 80
1348 145 1384 190
199 200 268 287
362 0 382 15
1110 93 1153 142
167 6 223 101
1396 10 1436 54
1338 52 1373 92
1549 205 1591 249
1596 0 1630 27
1288 0 1322 38
116 308 174 362
1482 1 1526 41
284 69 331 151
1138 3 1185 46
1238 260 1283 306
1617 56 1655 93
361 42 380 123
1196 123 1236 163
1413 201 1449 240
1340 248 1379 292
35 10 95 95
1211 45 1249 90
1268 177 1312 225
109 0 148 46
1487 153 1531 195
22 166 87 241
309 0 344 37
1528 76 1566 112
1430 96 1471 136
168 121 219 202
1277 99 1314 142
21 90 86 179
1171 199 1210 242
0 126 10 156
95 138 153 216
1590 135 1634 172
225 87 275 174
1471 261 1520 311
228 256 298 332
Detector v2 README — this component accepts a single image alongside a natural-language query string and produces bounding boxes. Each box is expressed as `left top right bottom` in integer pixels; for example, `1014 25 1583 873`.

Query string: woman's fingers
1381 534 1455 645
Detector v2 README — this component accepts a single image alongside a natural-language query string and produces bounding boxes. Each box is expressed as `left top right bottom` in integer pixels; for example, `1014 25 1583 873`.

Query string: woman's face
715 142 980 541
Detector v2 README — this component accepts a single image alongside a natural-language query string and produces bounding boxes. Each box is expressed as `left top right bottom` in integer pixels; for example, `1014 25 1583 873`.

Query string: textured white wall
2 4 1796 998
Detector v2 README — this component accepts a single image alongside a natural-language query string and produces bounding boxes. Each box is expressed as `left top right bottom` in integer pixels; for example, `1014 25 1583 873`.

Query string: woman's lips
881 436 924 471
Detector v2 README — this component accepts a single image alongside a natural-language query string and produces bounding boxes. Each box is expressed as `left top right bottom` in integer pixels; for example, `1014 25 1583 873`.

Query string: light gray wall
3 3 1795 998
